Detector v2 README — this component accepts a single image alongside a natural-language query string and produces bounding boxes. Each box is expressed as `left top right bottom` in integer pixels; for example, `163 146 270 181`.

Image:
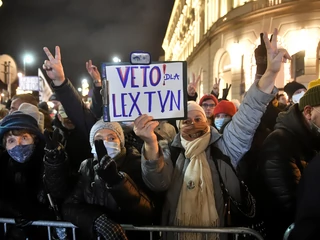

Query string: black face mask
180 121 209 141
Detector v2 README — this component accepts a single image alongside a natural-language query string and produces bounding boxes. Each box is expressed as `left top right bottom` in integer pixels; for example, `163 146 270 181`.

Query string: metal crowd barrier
0 217 264 240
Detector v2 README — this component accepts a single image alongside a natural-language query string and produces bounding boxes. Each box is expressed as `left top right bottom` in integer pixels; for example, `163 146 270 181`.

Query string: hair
3 130 37 147
276 93 285 100
11 94 38 106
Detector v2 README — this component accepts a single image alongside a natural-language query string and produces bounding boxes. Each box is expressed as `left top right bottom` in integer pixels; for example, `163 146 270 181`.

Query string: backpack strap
210 145 256 218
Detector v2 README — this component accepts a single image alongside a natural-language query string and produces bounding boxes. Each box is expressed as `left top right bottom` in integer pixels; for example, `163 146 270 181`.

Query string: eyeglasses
313 107 320 114
202 103 215 108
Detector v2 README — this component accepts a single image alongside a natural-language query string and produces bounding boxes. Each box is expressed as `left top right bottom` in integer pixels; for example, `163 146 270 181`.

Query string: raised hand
133 114 159 144
134 114 159 160
43 46 65 86
86 60 102 87
211 78 220 98
264 28 291 73
222 83 232 100
258 28 291 93
44 128 64 163
187 68 202 96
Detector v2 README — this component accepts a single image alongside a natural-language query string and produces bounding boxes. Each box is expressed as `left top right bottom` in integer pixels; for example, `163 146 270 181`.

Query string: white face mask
91 140 121 159
292 91 305 104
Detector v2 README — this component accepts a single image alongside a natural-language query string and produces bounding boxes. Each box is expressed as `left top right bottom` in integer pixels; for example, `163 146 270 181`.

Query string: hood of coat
275 104 319 150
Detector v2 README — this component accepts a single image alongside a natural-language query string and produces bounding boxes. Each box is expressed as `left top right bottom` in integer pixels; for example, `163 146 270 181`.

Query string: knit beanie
299 85 320 111
89 119 125 147
284 81 306 99
176 101 206 129
18 103 44 133
308 78 320 89
199 94 218 107
0 111 43 146
213 100 237 117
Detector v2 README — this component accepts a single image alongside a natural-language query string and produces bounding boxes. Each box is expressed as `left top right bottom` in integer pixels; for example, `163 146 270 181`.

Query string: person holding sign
134 28 291 239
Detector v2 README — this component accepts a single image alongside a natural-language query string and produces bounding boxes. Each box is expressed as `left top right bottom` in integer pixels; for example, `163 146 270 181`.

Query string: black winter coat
288 154 320 240
257 104 320 240
0 142 51 220
61 146 155 239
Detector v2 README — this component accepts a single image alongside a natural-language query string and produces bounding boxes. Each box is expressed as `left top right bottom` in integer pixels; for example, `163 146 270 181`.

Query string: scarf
175 128 219 240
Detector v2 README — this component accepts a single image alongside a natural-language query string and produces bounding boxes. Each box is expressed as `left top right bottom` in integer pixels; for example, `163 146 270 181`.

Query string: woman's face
5 133 35 150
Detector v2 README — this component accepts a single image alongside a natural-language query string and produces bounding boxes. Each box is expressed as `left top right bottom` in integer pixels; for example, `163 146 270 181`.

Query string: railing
0 217 265 240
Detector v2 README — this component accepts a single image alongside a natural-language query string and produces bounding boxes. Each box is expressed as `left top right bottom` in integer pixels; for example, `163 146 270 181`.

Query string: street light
23 54 34 76
112 56 121 63
0 1 3 7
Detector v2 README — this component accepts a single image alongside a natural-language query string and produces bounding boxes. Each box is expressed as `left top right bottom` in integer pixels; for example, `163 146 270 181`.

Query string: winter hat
176 101 206 129
18 103 44 133
299 85 320 111
308 78 320 89
199 94 218 107
0 111 43 146
284 81 306 99
213 100 237 117
89 119 125 147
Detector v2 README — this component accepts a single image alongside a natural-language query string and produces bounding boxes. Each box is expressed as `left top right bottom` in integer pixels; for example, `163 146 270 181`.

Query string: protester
57 120 155 239
288 154 320 240
257 84 320 239
0 109 65 239
42 47 96 174
134 28 290 239
213 100 237 132
199 94 218 126
283 81 306 108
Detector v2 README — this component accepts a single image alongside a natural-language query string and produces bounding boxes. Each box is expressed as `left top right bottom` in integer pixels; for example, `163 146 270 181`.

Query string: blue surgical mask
7 144 35 163
91 140 121 159
214 117 231 130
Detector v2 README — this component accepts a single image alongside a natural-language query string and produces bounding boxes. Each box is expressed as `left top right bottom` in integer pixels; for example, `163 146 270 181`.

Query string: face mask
91 140 121 159
7 144 35 164
292 91 305 104
214 117 231 130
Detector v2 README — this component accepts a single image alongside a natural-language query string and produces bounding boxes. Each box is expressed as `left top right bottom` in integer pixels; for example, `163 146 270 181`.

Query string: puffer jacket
257 104 320 240
61 146 155 239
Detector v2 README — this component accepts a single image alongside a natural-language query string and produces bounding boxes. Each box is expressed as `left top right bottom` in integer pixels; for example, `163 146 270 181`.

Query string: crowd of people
0 28 319 240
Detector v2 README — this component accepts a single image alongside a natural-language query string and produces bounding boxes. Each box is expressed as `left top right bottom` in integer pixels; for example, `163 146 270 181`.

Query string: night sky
0 0 174 89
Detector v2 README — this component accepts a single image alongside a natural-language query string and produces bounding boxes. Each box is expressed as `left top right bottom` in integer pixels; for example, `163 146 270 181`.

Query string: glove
44 128 65 163
254 33 273 75
94 140 123 187
222 83 232 100
94 214 128 240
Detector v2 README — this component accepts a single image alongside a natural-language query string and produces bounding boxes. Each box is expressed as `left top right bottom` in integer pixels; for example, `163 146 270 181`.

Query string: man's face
58 114 75 130
201 99 216 118
10 99 23 114
278 96 287 105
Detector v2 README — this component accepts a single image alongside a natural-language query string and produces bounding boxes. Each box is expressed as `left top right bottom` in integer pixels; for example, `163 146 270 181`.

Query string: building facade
162 0 320 101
